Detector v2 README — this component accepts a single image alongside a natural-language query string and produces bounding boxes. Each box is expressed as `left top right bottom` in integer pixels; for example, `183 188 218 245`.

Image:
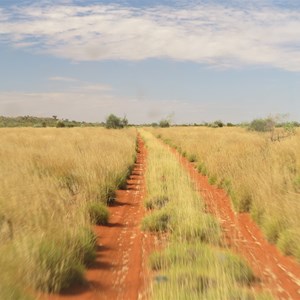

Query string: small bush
263 218 287 244
142 210 170 232
277 229 300 258
75 228 97 265
56 121 65 128
231 191 252 213
197 163 208 175
250 204 265 226
145 196 169 210
187 153 197 162
159 119 170 128
219 251 255 284
88 202 109 225
248 118 275 132
32 239 85 292
208 175 217 185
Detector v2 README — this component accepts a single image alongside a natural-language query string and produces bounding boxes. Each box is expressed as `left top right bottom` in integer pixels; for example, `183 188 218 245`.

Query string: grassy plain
0 127 136 298
140 130 271 300
150 127 300 260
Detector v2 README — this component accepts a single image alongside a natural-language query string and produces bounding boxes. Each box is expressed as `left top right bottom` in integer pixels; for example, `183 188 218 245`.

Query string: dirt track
173 148 300 299
45 136 154 300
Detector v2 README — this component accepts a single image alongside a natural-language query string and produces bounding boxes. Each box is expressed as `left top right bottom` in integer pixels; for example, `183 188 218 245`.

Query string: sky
0 0 299 124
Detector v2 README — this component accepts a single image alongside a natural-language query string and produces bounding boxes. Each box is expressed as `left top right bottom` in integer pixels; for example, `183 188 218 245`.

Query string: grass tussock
88 202 109 225
150 126 300 261
0 127 136 297
140 130 266 300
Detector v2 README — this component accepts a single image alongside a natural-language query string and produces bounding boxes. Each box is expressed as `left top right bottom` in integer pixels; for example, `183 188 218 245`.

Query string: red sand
172 148 300 299
44 136 155 300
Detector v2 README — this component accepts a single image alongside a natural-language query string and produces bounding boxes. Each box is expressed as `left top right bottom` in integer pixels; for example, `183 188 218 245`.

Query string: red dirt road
45 136 154 300
172 149 300 299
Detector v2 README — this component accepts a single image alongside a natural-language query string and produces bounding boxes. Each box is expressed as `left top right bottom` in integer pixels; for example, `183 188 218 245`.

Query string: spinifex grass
151 126 300 261
0 127 136 298
140 130 271 299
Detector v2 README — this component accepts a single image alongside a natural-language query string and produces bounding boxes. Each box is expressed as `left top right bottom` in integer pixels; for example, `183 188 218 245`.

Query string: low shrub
187 153 197 162
208 175 217 185
277 229 300 259
75 228 97 265
142 210 170 232
30 239 85 292
219 251 255 284
230 190 252 213
197 163 208 176
262 218 287 244
145 196 169 209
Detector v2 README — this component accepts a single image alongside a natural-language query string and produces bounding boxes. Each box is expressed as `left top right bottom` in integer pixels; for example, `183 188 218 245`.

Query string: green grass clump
277 229 300 259
30 238 85 292
230 190 252 213
262 218 287 244
197 162 208 175
88 202 109 225
208 175 217 185
72 228 97 265
145 196 169 209
149 243 256 300
187 153 197 162
142 210 170 232
174 214 220 244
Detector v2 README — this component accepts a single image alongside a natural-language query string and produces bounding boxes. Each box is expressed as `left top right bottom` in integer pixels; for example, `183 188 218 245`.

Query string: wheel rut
168 146 300 300
44 136 154 300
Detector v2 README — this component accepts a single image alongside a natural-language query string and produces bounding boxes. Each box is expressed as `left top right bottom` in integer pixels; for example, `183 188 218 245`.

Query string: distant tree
249 118 275 132
159 119 170 128
105 114 128 129
249 115 296 141
227 122 234 127
56 120 65 128
52 115 58 120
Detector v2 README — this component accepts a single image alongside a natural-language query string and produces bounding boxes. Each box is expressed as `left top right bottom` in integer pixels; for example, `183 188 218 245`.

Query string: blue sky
0 0 299 124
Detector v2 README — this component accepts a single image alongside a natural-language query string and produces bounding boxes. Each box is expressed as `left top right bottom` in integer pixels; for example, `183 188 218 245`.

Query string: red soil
172 150 300 300
44 136 154 300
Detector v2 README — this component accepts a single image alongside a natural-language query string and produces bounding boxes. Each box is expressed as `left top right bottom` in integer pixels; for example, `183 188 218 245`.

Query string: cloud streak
1 1 300 70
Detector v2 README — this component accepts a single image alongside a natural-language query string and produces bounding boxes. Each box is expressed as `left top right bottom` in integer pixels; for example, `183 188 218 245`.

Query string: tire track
168 145 300 300
44 135 154 300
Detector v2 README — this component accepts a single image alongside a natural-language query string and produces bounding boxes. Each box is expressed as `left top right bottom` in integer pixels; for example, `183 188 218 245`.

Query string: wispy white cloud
1 1 300 70
49 76 78 82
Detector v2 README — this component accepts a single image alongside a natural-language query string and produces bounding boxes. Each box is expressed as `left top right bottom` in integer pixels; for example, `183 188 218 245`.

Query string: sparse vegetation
140 130 263 299
150 126 300 260
0 115 99 128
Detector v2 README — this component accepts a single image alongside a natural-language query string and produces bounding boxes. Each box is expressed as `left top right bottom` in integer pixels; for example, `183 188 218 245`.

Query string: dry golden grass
151 126 300 260
0 127 136 298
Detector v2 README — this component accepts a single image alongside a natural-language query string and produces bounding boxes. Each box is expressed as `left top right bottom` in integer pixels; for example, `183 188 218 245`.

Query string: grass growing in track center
0 127 137 298
152 126 300 261
140 130 272 300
